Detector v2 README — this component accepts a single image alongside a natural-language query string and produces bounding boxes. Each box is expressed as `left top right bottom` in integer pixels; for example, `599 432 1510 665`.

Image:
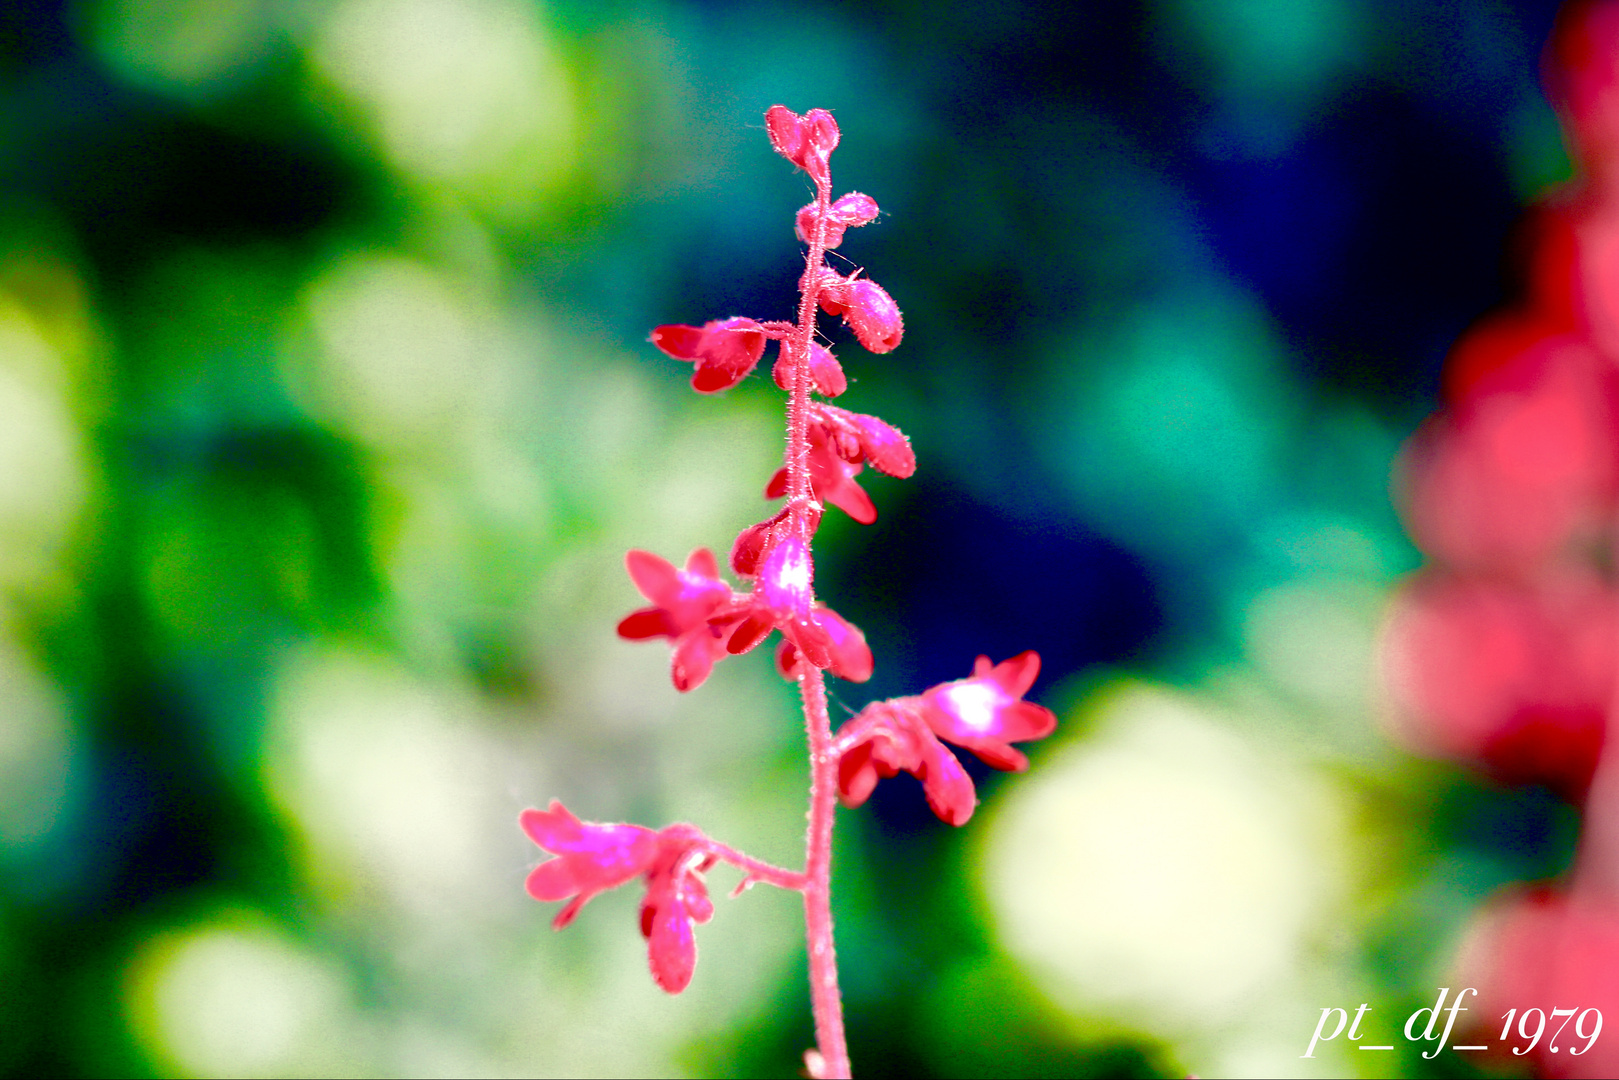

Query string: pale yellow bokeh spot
983 682 1344 1034
265 649 507 914
1244 577 1382 712
300 254 483 446
125 913 360 1077
0 302 87 594
309 0 577 212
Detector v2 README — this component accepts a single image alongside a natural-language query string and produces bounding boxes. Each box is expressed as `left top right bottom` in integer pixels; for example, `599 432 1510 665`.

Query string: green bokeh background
0 0 1580 1076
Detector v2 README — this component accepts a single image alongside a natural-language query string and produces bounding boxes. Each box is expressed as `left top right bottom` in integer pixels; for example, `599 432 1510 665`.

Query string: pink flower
835 653 1057 825
520 802 717 994
795 192 880 250
765 105 840 184
617 548 747 691
650 317 768 393
776 605 874 683
818 271 903 353
725 534 835 670
718 517 872 679
836 702 978 825
765 403 915 524
1379 568 1612 800
519 801 659 928
1453 887 1619 1078
918 652 1058 771
639 841 716 993
772 341 847 397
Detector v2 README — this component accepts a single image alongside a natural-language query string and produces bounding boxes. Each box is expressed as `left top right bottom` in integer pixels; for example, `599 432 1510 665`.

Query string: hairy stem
800 665 850 1079
790 164 850 1077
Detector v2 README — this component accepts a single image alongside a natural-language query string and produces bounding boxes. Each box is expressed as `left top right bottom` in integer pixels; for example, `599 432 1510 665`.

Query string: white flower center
771 545 811 598
940 682 1005 733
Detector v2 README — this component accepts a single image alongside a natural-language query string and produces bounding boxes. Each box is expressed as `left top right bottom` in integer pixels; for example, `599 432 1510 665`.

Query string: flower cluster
520 802 716 992
1380 5 1619 1074
836 652 1057 825
518 106 1055 1077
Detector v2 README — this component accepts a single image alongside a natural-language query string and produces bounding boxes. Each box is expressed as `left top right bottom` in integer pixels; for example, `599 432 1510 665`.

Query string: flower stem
789 157 850 1078
693 838 806 892
800 664 850 1079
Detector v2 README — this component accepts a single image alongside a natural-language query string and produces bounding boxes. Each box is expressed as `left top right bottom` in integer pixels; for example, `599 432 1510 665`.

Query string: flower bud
765 105 839 182
842 279 903 353
772 342 847 397
794 193 880 249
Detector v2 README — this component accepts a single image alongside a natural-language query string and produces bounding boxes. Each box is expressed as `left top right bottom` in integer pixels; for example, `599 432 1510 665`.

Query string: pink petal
645 897 699 993
732 507 788 576
988 651 1041 697
784 616 833 670
803 109 840 161
518 801 582 849
819 468 877 524
617 608 674 639
995 699 1057 743
649 324 706 360
775 638 803 680
851 413 915 478
808 343 847 397
551 895 587 930
525 859 580 902
671 629 721 692
817 606 873 682
956 739 1029 772
727 609 775 655
625 549 681 606
836 742 881 807
685 547 721 581
829 192 878 227
917 738 977 826
772 347 795 391
765 105 807 167
682 874 715 925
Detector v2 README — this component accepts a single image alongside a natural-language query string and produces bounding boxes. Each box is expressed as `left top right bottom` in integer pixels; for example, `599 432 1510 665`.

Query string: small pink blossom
765 105 840 184
650 317 768 393
834 653 1056 824
818 271 903 353
795 192 880 249
616 548 747 691
519 801 659 928
520 802 719 994
765 403 915 524
773 341 847 397
919 652 1057 771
